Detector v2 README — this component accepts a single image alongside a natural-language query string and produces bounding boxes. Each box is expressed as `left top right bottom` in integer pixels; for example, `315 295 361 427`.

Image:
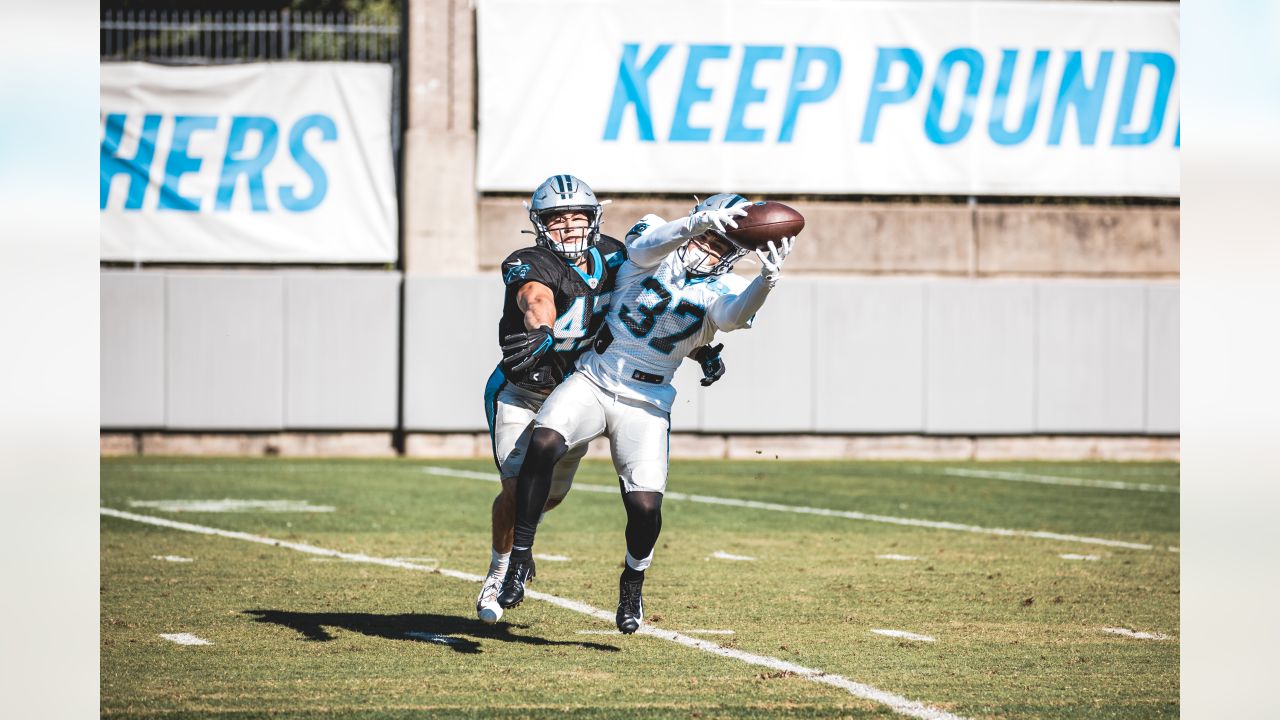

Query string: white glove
685 203 750 235
756 237 793 289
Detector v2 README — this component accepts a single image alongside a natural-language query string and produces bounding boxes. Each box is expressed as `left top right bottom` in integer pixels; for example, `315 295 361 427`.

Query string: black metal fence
101 10 400 63
101 9 404 166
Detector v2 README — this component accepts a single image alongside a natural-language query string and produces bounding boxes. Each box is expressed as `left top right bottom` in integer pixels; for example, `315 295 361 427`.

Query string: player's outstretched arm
501 282 556 372
626 204 750 268
516 281 555 331
708 237 793 331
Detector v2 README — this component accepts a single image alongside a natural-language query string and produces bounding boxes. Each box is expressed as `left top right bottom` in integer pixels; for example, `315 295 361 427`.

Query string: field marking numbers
709 551 756 561
1059 554 1101 561
102 507 970 720
160 633 211 646
935 468 1178 494
534 553 571 562
128 499 335 513
1103 627 1169 641
871 629 937 643
420 466 1164 552
877 554 919 561
152 555 194 563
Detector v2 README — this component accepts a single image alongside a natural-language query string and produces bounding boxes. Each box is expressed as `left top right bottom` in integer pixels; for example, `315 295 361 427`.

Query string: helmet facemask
532 207 600 261
678 230 747 278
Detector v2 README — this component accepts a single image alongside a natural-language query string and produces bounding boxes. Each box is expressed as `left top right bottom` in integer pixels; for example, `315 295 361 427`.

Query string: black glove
502 325 555 373
691 343 725 387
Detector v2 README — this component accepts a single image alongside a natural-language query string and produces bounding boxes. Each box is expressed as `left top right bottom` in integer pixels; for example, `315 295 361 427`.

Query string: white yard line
1102 627 1169 641
128 499 335 513
877 554 919 561
533 553 571 562
420 466 1161 552
102 507 970 720
709 551 756 561
152 555 194 563
160 633 211 646
871 629 937 643
936 468 1178 494
1059 553 1100 561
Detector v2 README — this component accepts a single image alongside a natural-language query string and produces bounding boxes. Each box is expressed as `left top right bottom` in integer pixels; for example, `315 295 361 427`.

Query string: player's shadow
243 609 620 654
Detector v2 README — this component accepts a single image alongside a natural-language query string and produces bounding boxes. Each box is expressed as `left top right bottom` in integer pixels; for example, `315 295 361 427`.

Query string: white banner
101 62 397 262
477 0 1178 197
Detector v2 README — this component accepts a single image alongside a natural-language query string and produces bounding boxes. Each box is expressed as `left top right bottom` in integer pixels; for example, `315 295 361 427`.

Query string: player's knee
528 427 568 465
623 490 663 520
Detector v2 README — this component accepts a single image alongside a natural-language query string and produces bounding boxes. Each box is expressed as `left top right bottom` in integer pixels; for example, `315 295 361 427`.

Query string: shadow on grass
243 609 620 654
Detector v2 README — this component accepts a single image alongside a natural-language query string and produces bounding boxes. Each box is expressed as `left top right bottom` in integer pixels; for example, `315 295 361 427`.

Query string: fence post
281 8 290 59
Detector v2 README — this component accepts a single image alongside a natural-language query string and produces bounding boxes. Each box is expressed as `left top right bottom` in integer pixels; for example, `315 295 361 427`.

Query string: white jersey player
496 193 795 634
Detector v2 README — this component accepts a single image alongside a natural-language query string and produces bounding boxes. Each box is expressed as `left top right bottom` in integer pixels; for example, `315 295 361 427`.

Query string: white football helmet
679 193 751 278
528 174 603 260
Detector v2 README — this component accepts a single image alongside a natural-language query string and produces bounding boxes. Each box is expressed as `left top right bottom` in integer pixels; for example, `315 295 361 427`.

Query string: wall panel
813 279 926 432
404 275 504 431
166 273 285 429
926 282 1036 433
1036 283 1146 432
101 271 166 428
1146 285 1180 433
284 272 401 429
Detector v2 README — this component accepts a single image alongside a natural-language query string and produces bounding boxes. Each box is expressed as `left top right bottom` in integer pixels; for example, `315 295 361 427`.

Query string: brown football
723 201 805 252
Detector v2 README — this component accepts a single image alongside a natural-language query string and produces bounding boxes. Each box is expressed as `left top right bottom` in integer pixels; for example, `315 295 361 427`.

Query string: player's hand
501 325 555 373
687 204 749 235
756 236 793 289
691 343 725 387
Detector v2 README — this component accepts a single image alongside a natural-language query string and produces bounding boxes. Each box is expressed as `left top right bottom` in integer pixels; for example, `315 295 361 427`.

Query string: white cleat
476 570 504 624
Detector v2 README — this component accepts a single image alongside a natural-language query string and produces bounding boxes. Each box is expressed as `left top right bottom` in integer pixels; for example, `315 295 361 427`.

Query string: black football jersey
497 235 627 391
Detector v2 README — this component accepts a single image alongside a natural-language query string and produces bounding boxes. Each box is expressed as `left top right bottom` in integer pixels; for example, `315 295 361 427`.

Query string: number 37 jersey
576 251 750 412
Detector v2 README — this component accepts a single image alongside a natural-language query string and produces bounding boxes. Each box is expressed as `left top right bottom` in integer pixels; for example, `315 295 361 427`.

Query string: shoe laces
479 573 503 603
619 578 644 613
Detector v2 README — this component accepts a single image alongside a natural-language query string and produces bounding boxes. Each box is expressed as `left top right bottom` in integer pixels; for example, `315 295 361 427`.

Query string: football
723 201 805 252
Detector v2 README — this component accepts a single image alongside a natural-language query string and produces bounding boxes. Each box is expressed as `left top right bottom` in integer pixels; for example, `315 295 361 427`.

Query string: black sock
511 429 568 558
621 565 645 582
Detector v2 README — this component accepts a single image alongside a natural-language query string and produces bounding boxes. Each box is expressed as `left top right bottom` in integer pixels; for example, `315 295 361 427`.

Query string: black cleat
615 572 645 634
497 558 534 609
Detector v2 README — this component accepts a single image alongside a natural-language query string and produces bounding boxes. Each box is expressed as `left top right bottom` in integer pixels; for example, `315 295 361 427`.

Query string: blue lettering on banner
279 114 337 212
779 46 840 143
159 115 219 212
670 44 731 142
1048 50 1114 146
100 113 339 213
216 116 279 212
988 49 1050 146
1111 51 1176 146
598 43 1177 150
100 113 162 210
860 47 923 143
725 45 783 143
603 43 673 142
924 48 984 145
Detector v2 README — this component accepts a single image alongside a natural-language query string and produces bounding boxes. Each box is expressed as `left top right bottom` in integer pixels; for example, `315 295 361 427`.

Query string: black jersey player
475 174 726 623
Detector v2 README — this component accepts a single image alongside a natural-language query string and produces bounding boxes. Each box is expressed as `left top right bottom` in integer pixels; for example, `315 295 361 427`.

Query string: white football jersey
576 251 750 412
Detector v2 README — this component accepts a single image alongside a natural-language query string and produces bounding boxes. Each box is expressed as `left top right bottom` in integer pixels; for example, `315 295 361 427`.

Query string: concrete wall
396 275 1178 435
101 270 400 430
478 197 1179 278
101 274 1178 435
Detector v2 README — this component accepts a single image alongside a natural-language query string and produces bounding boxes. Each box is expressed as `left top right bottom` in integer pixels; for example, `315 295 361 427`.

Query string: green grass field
101 457 1179 719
